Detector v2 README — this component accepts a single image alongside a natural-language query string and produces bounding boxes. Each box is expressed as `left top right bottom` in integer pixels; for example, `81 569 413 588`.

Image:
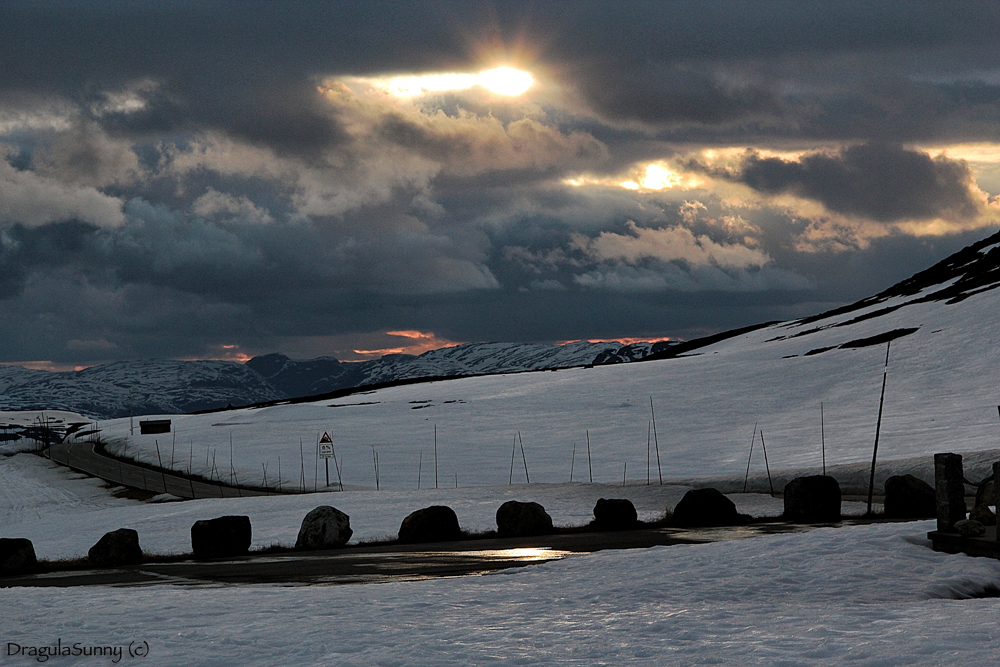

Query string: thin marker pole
299 438 305 492
170 432 176 471
570 443 576 482
314 434 319 493
586 430 593 483
230 433 234 486
277 455 282 492
434 425 439 490
650 397 663 485
509 435 516 485
418 450 422 489
866 342 892 516
743 422 758 493
188 452 196 499
646 421 651 486
518 431 530 484
821 402 826 476
622 462 627 487
333 447 343 491
154 439 168 493
759 430 775 497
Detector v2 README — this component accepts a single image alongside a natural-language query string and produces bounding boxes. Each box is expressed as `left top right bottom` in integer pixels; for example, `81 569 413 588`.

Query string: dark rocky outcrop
783 476 841 522
398 506 462 544
884 474 936 519
295 506 353 549
191 515 252 558
593 498 639 530
671 488 746 527
88 528 142 566
496 501 553 537
0 538 37 574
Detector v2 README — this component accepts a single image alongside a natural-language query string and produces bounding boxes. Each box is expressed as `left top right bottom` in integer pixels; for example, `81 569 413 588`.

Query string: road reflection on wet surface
1 521 871 589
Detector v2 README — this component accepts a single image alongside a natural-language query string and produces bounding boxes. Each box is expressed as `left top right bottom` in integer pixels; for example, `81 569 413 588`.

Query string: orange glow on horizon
352 330 463 359
556 336 680 346
0 360 92 372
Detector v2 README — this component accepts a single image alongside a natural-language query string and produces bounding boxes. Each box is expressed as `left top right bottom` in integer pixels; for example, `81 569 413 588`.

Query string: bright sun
362 67 534 98
477 67 533 96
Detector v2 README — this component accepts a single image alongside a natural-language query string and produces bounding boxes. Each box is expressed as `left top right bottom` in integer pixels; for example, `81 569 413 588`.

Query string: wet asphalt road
48 439 275 499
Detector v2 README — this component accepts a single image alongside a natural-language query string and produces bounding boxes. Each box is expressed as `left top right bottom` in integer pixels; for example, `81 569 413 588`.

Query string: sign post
318 432 334 488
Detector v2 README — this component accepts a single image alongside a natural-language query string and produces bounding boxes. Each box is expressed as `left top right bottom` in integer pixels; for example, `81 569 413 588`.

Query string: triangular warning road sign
319 432 333 444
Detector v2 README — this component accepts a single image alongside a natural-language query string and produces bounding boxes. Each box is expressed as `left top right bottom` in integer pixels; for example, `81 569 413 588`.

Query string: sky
2 1 1000 370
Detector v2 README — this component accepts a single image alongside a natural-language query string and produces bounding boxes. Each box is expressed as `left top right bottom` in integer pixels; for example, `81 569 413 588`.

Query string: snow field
2 521 999 666
85 287 1000 496
0 452 886 561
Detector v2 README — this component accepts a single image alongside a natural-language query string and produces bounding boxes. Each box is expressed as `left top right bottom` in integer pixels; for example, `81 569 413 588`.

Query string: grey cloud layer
730 144 982 222
2 1 1000 364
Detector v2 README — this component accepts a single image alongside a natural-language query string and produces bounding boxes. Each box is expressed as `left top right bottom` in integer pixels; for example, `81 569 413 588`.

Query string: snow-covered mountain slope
0 360 284 419
0 365 50 393
248 341 677 398
1 340 671 419
88 229 1000 492
354 340 646 385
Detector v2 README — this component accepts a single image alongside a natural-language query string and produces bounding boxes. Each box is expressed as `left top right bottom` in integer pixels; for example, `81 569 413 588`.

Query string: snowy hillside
85 230 1000 493
0 360 284 419
246 340 672 398
0 340 670 420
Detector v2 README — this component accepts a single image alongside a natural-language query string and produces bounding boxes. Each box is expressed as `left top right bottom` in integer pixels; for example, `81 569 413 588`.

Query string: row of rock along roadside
0 472 952 575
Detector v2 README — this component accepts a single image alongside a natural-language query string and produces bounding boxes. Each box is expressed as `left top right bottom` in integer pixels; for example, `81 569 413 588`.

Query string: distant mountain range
0 340 677 419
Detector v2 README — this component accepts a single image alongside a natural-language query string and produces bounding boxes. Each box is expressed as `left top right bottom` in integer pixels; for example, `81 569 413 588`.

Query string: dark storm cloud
574 64 778 126
3 1 1000 366
730 144 981 222
5 1 1000 151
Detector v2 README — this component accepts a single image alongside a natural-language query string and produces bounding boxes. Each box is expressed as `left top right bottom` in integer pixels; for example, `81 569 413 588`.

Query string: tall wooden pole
586 430 593 483
821 402 826 476
743 422 758 493
650 397 663 484
866 342 892 516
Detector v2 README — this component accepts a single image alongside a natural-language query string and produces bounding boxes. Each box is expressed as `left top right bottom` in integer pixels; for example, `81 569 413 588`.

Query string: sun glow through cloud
362 67 533 97
566 161 708 191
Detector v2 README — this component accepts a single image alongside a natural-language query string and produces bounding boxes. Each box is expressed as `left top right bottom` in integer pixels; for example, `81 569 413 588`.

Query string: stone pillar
994 461 1000 542
934 453 967 532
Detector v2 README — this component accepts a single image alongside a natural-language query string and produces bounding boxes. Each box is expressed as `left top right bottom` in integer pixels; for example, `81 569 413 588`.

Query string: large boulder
784 476 841 522
398 506 462 544
671 488 744 527
955 519 986 538
88 528 142 566
969 503 996 526
295 506 353 549
191 515 252 558
975 478 995 508
593 498 639 530
496 501 553 537
0 538 37 574
884 474 935 519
